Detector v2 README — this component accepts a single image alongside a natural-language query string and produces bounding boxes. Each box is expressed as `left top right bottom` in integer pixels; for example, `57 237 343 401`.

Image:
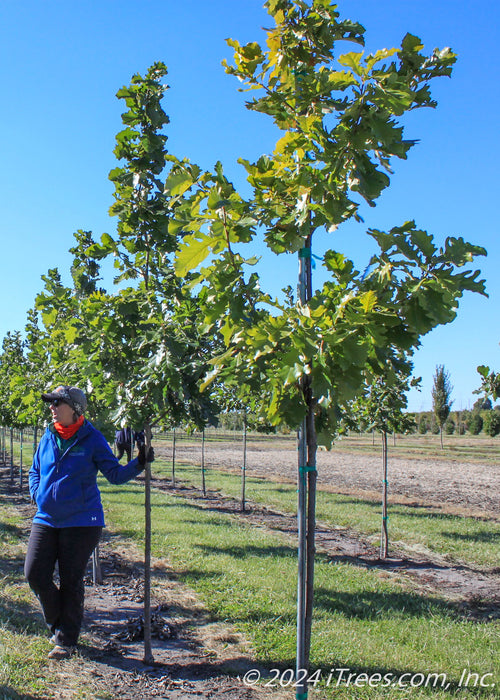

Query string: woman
25 385 153 660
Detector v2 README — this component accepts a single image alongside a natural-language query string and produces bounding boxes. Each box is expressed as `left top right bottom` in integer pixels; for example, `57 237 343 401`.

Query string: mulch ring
78 536 288 700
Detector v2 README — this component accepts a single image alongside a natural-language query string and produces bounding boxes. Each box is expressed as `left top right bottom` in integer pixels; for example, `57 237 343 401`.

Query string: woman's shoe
48 645 75 660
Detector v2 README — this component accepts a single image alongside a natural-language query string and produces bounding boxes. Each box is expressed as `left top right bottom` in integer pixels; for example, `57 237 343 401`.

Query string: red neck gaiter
54 415 85 439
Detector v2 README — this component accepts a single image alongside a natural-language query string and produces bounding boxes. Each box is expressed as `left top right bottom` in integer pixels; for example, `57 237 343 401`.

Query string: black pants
25 524 102 647
116 444 132 462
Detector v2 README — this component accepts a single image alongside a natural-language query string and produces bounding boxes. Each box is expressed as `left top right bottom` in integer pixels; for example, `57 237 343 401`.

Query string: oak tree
172 0 486 682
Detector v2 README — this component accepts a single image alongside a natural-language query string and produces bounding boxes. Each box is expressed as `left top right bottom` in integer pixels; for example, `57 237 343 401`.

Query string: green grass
2 431 499 698
153 459 500 570
100 478 500 699
0 471 498 699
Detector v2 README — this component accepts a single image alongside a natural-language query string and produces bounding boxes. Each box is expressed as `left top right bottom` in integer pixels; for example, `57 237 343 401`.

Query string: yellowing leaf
325 70 358 89
365 48 398 71
64 325 78 344
337 52 364 75
275 131 299 154
200 368 219 392
360 290 377 313
174 233 214 277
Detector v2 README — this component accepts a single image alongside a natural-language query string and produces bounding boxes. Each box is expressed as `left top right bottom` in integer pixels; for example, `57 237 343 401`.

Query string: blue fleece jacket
29 420 141 528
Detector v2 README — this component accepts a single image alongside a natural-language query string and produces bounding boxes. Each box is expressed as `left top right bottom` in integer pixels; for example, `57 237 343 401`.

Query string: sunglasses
50 398 67 407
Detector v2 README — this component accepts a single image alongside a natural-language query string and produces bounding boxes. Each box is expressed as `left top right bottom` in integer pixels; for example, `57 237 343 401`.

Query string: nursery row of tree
0 0 498 678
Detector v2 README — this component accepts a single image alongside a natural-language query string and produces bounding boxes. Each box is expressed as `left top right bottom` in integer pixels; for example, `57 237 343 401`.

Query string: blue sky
0 0 498 412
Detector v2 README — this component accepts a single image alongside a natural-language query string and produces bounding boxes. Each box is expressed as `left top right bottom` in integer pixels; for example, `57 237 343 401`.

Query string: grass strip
101 478 499 699
153 459 500 570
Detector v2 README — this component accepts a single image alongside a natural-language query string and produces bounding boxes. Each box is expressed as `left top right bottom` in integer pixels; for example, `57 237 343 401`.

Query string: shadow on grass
318 496 491 525
0 522 26 542
313 585 454 620
176 567 496 689
175 556 458 624
0 594 45 636
388 507 499 525
0 553 26 582
0 685 40 700
0 490 31 510
441 530 500 543
196 542 297 560
318 494 382 509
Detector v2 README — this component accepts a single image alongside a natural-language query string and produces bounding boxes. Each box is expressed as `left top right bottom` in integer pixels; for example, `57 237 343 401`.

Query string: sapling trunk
304 392 317 668
241 410 247 512
142 422 154 664
92 544 103 585
171 427 176 487
296 233 317 693
201 429 206 496
380 430 389 559
10 429 13 482
296 419 307 684
19 430 23 491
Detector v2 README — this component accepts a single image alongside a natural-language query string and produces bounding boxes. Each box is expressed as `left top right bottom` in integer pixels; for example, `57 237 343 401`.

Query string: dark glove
137 444 155 470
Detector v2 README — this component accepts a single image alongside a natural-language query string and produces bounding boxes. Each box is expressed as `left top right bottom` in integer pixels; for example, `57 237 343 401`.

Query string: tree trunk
10 429 14 482
380 430 389 559
171 427 176 486
304 394 317 667
296 420 307 684
296 234 317 695
201 429 206 496
142 422 154 665
19 430 23 491
241 410 247 512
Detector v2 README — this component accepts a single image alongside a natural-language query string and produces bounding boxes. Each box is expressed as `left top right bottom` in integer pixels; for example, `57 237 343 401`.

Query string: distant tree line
415 399 500 437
